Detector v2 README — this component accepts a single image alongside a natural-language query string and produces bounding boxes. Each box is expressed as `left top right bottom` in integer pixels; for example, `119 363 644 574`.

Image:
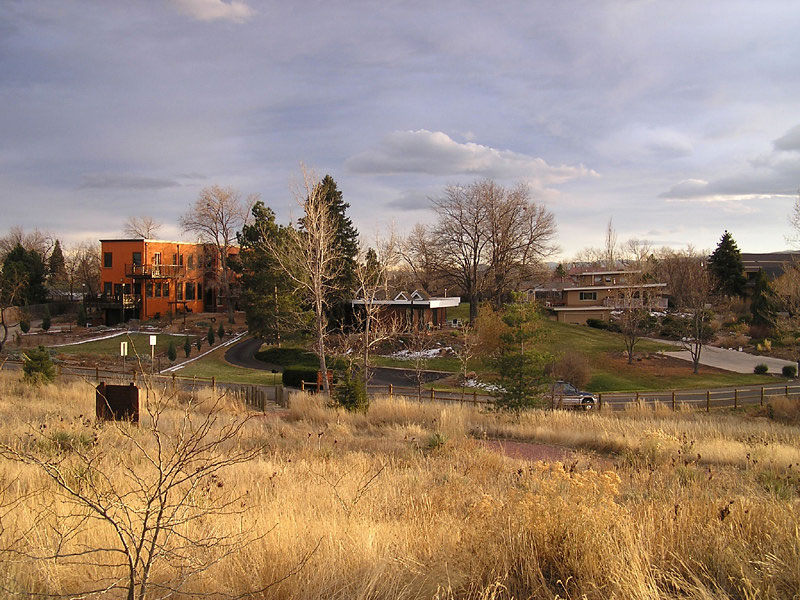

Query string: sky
2 0 800 260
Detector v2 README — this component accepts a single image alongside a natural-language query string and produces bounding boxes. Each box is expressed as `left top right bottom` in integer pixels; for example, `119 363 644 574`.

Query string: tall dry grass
0 374 799 598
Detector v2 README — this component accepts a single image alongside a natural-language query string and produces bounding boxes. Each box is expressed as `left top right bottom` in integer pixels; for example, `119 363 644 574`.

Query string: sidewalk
662 344 796 374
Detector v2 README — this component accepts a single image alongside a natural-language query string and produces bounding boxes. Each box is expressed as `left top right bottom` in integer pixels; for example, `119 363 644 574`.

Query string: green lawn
53 333 191 358
173 345 282 385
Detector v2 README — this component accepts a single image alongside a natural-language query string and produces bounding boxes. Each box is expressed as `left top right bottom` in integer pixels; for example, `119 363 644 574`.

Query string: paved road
222 336 451 387
656 339 796 374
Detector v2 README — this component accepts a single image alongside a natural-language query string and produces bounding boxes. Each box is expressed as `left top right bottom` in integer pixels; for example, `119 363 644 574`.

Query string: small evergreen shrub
217 323 225 340
167 340 177 362
19 318 30 334
334 369 369 412
754 363 769 375
183 337 192 358
282 366 320 388
586 318 609 330
41 306 51 332
195 337 203 352
207 325 215 346
22 345 56 384
782 364 797 378
77 304 87 327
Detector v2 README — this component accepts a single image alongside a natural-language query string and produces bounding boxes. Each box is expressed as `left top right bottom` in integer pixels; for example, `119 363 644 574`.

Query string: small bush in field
19 318 30 334
183 337 192 358
167 341 177 362
334 369 369 412
207 325 215 346
22 345 55 384
754 363 769 375
218 323 225 340
782 364 797 378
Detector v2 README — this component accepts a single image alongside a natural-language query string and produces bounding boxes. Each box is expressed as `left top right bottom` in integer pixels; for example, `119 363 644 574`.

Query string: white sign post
120 341 128 370
150 335 157 374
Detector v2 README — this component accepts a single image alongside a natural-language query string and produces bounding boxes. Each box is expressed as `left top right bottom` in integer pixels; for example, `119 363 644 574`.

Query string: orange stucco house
91 238 238 325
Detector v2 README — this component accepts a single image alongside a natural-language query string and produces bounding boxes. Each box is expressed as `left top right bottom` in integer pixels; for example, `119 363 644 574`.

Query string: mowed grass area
52 332 190 357
3 373 800 599
172 342 282 385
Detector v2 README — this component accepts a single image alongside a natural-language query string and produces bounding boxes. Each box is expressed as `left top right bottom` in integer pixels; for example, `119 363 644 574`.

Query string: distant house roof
353 288 460 309
741 252 800 279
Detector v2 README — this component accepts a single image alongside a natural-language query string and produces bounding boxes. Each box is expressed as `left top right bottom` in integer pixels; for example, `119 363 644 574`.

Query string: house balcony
125 264 186 279
85 294 142 310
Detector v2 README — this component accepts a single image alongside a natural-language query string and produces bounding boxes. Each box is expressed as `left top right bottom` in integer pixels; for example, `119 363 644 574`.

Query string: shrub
207 325 215 346
183 337 192 358
782 364 797 378
22 345 56 384
334 369 368 412
167 340 177 362
282 366 320 388
255 346 318 367
19 318 30 334
195 337 202 352
754 363 769 375
217 323 225 340
77 304 87 327
586 318 609 330
551 351 591 389
41 306 51 332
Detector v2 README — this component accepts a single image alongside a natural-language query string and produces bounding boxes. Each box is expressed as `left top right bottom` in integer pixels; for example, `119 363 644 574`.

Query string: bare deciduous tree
123 215 163 239
673 250 715 374
64 241 101 298
181 185 252 324
262 168 341 396
0 226 54 263
418 180 556 322
616 272 656 364
0 272 25 352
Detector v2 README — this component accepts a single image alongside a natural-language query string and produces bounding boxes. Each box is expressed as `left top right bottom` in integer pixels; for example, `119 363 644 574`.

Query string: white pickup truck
550 381 598 410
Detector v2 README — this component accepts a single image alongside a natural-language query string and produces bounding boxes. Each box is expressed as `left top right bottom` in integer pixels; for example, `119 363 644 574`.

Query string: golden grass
1 374 800 598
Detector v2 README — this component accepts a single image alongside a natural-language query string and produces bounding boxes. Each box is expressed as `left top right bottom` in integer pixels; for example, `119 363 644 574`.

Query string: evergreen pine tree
183 336 192 358
22 345 55 384
3 244 47 304
750 270 777 327
41 305 51 332
167 340 177 362
77 303 87 327
195 337 203 352
207 325 215 346
708 230 747 297
48 240 66 284
217 323 225 340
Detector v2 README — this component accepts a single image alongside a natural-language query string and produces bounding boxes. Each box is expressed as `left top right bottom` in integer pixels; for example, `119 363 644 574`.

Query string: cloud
80 173 181 190
385 190 432 211
172 0 254 23
660 123 800 201
774 124 800 152
345 130 597 185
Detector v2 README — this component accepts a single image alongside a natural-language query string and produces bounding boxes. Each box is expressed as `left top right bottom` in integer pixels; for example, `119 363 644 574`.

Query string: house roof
741 252 800 278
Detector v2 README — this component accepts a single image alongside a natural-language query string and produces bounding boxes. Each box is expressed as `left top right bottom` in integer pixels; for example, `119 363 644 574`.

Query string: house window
186 282 195 300
172 253 177 265
163 282 169 297
132 252 142 266
113 283 122 296
579 291 597 301
103 252 113 268
179 254 184 266
155 282 162 297
176 283 183 300
103 282 112 296
146 282 153 297
153 252 161 265
197 283 202 298
188 254 194 269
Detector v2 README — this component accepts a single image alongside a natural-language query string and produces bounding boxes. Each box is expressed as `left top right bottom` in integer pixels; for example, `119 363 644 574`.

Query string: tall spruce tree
48 240 66 285
708 230 747 297
237 201 296 342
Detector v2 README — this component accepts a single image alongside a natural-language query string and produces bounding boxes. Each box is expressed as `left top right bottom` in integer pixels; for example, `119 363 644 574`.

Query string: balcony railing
125 264 186 278
85 294 142 309
602 297 668 309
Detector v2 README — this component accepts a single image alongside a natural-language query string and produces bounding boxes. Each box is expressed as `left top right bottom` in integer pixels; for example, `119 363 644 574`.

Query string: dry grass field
0 372 799 599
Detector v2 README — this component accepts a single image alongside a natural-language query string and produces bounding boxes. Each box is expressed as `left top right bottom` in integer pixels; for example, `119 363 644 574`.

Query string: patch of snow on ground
386 346 452 360
463 378 505 393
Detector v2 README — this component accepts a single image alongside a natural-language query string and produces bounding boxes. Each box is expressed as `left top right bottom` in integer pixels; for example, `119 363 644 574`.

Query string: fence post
301 380 305 392
598 393 603 411
734 388 738 410
706 390 710 412
761 386 765 407
171 372 176 393
212 376 216 398
133 371 137 384
95 366 99 382
473 389 477 404
786 384 790 398
430 388 435 402
388 383 393 398
671 390 676 411
635 391 639 403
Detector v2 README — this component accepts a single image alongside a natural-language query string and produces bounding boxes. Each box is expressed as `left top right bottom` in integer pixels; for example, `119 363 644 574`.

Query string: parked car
550 380 598 410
